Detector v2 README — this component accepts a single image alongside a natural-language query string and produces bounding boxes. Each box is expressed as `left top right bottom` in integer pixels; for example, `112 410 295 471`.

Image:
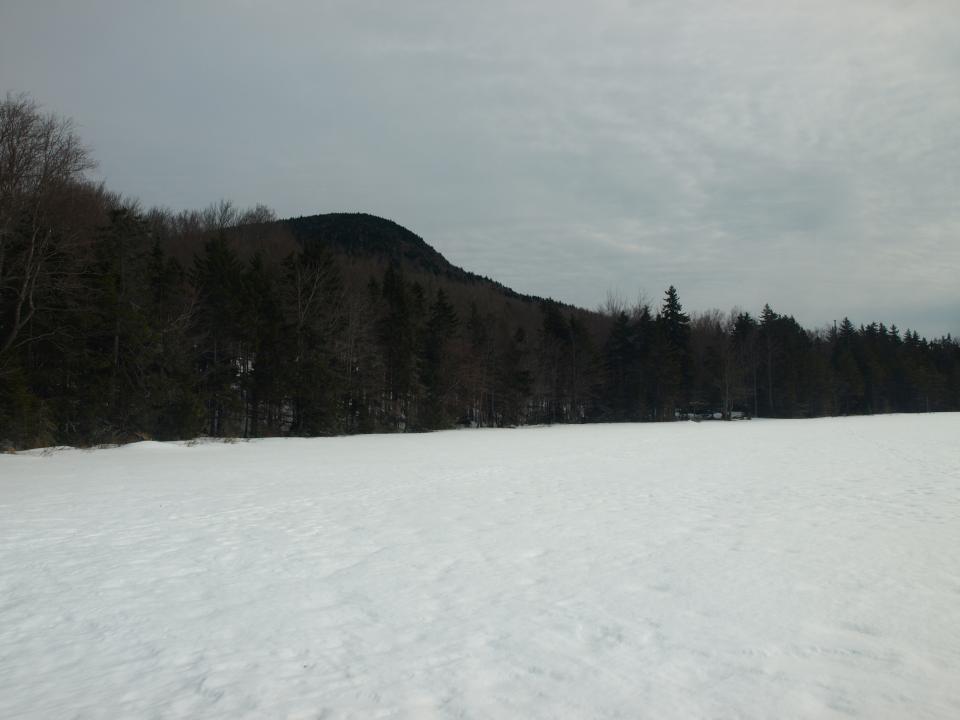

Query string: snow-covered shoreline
2 414 959 719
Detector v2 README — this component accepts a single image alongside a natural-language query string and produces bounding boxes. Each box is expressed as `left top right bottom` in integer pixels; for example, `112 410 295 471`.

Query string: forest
2 94 958 448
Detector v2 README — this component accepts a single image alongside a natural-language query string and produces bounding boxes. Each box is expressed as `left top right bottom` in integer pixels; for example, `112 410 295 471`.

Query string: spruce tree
654 286 691 419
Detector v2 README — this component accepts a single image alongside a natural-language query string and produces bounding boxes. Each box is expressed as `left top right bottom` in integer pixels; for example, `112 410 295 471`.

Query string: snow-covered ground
1 415 959 719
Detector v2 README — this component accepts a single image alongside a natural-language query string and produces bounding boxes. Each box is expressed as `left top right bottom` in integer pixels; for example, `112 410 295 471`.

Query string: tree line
2 94 958 448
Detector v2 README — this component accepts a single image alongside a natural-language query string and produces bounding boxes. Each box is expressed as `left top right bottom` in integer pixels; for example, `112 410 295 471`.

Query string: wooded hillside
2 95 957 448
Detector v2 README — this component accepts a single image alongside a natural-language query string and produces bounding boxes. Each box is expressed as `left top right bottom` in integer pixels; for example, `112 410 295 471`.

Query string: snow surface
1 415 959 719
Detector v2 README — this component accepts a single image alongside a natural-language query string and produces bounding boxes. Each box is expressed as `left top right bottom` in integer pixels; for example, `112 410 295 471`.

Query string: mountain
279 212 544 305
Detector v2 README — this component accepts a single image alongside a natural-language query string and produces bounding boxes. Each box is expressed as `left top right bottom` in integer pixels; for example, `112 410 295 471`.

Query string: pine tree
759 304 779 416
602 311 636 420
653 286 691 419
732 311 759 417
418 288 459 429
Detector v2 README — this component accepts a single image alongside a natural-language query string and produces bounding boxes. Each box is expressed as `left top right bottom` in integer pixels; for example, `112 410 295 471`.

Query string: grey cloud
1 0 957 337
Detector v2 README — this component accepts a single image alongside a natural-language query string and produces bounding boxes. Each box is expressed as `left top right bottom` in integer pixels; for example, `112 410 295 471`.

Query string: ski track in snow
1 415 959 719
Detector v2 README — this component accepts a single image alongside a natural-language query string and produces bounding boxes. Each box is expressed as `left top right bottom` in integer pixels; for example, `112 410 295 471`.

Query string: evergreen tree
144 238 202 440
190 233 244 436
732 311 759 417
464 302 494 426
418 289 459 429
376 264 416 429
602 311 637 420
495 326 532 426
653 286 691 419
758 304 779 416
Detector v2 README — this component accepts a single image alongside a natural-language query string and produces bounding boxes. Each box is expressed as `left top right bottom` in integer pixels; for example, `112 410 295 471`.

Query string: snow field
1 414 959 718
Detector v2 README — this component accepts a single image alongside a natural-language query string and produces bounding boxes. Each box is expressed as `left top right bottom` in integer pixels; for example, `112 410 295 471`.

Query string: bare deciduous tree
0 93 95 358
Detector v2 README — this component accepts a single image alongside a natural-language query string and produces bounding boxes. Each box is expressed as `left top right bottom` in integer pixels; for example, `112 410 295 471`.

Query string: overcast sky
2 0 957 337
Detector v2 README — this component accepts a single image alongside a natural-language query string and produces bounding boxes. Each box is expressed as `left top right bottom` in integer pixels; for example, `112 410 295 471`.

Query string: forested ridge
2 95 958 448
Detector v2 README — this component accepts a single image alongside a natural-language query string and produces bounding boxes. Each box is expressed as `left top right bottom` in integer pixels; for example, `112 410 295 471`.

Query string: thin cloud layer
2 0 957 336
